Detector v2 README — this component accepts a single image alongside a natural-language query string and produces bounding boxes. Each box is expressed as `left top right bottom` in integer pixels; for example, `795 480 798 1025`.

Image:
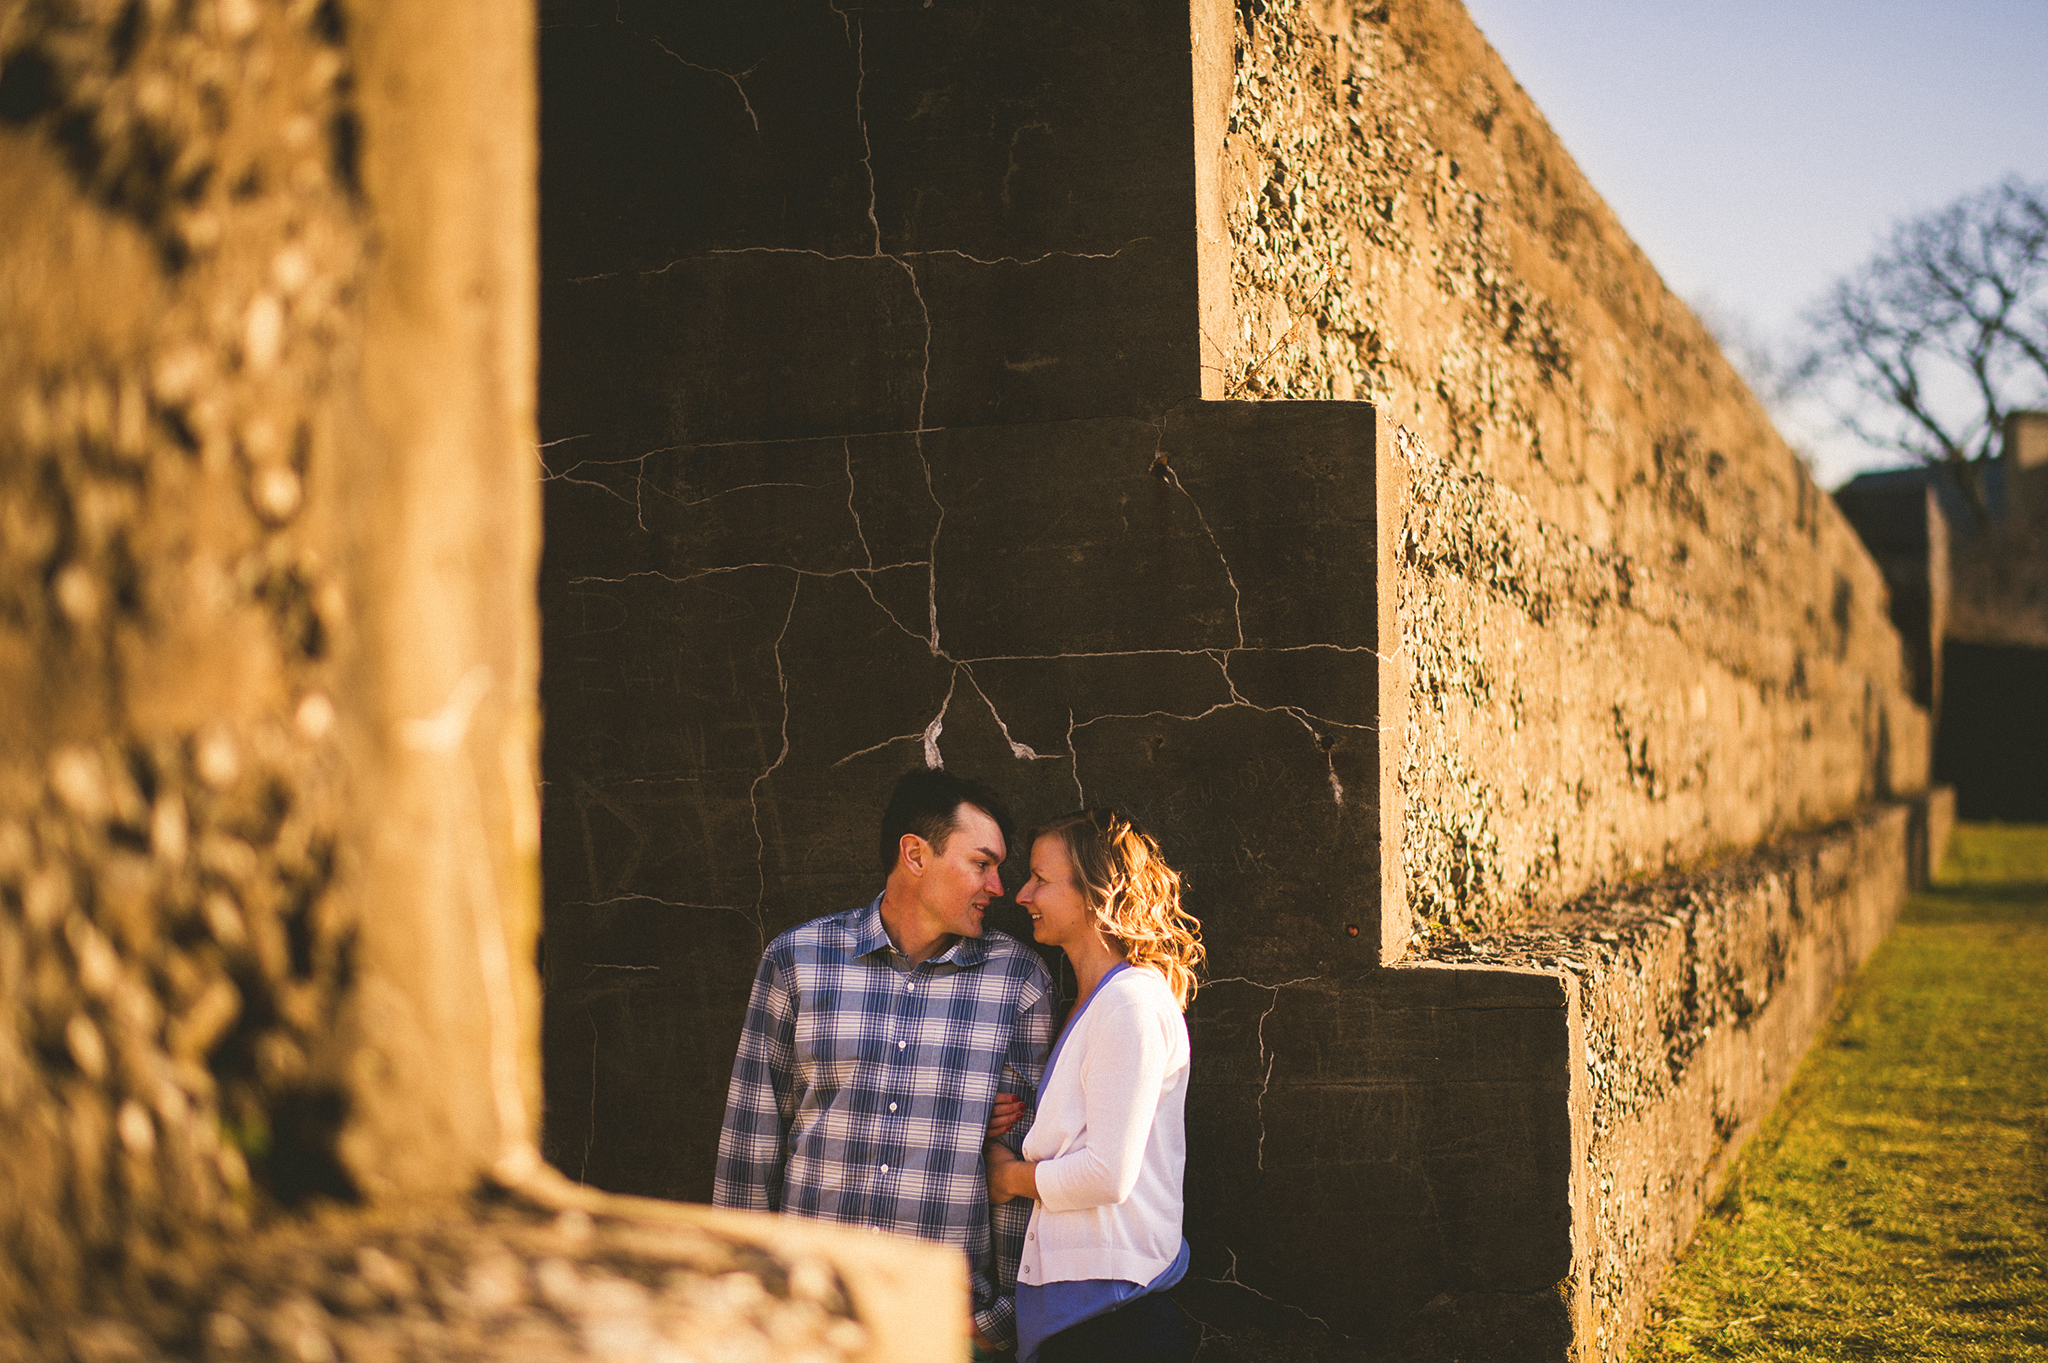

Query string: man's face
917 802 1006 939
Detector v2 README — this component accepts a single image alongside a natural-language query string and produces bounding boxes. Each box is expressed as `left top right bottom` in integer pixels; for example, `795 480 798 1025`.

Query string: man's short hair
878 768 1012 877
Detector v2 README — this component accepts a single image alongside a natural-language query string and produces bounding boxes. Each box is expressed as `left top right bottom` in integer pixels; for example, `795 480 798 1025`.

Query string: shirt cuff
974 1295 1016 1349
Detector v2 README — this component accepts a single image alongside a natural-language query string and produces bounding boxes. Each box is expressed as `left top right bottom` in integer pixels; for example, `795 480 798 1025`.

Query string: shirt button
906 983 915 991
888 1102 898 1113
880 1164 890 1174
897 1040 907 1051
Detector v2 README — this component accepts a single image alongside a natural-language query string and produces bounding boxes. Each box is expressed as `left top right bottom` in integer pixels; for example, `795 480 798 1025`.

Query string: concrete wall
0 2 953 1359
1949 412 2048 649
1834 483 1948 712
537 0 1401 1200
534 1 1939 1360
1840 413 2048 820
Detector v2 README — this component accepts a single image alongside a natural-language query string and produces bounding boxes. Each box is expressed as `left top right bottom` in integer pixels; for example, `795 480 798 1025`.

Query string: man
713 768 1055 1352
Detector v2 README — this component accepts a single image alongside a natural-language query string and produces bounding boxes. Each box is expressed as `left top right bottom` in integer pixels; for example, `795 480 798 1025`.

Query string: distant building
1837 411 2048 819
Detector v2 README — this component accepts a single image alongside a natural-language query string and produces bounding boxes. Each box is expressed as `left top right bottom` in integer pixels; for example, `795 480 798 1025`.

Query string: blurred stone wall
0 0 374 1330
0 0 544 1343
1217 0 1928 946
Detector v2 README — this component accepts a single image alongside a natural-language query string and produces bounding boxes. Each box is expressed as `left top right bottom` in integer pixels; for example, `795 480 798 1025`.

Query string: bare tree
1798 178 2048 521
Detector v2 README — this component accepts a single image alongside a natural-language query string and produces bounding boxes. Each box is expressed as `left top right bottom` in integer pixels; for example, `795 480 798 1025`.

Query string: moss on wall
1220 0 1928 941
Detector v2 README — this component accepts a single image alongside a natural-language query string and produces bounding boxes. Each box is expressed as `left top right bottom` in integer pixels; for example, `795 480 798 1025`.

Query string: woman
986 809 1204 1363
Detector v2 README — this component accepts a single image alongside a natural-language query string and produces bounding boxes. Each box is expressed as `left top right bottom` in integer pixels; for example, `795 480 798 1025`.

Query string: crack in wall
828 0 884 257
540 448 653 530
566 562 927 590
561 892 758 922
1207 975 1324 1170
1198 1245 1336 1333
888 253 943 659
547 457 838 534
829 731 930 770
957 664 1048 761
843 439 873 570
744 579 803 951
615 240 1158 279
1147 444 1245 651
1067 708 1084 806
920 668 957 769
631 28 762 136
582 1008 599 1183
898 242 1154 267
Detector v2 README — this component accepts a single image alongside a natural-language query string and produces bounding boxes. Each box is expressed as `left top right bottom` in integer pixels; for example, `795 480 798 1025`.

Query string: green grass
1630 823 2048 1362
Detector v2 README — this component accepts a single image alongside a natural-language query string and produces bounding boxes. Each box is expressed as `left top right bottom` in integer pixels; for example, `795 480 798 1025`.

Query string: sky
1457 0 2048 486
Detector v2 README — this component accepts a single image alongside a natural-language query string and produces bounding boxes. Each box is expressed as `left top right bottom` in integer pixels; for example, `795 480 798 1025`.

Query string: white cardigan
1016 964 1190 1288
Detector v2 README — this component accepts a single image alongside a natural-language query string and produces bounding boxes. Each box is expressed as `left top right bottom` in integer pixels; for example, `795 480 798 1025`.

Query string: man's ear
899 833 928 877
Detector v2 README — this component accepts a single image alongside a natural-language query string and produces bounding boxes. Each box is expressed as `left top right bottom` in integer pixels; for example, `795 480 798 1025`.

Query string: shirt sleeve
978 961 1054 1347
1031 995 1171 1212
711 946 797 1211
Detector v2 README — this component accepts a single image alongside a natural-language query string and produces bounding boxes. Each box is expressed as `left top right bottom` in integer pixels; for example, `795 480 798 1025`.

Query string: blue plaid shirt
713 896 1055 1345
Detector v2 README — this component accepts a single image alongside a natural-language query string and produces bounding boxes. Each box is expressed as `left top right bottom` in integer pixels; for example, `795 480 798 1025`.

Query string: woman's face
1018 833 1096 952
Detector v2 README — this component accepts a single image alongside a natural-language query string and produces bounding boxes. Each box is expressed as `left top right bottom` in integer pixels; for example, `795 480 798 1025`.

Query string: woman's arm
1028 997 1173 1212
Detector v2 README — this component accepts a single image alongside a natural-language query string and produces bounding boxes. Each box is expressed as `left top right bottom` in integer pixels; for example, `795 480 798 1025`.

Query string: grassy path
1630 823 2048 1361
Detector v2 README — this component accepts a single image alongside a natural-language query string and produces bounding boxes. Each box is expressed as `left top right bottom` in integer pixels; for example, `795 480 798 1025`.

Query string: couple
713 768 1203 1363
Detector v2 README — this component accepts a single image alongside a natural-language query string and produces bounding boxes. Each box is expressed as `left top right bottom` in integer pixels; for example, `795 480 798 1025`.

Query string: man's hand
986 1091 1023 1140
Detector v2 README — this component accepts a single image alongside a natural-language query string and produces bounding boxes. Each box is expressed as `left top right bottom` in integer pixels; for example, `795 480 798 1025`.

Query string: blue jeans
1037 1293 1193 1363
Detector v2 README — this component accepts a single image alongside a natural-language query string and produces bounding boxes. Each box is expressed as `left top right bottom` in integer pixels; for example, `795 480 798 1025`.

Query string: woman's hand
986 1091 1023 1139
984 1140 1037 1204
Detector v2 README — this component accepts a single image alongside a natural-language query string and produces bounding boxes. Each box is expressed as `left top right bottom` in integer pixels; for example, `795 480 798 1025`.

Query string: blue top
1013 962 1189 1362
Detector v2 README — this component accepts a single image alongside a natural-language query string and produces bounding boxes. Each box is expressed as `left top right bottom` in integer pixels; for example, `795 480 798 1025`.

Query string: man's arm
978 963 1055 1347
998 966 1055 1151
711 948 798 1211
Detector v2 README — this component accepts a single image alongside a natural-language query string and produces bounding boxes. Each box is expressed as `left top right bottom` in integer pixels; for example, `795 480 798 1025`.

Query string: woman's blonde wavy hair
1031 808 1205 1010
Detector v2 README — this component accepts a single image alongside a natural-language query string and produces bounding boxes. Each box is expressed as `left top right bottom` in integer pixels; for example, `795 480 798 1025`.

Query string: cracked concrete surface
1203 976 1324 1170
532 2 1941 1361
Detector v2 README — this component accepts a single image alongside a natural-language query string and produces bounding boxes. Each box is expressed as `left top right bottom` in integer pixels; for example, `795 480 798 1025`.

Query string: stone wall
0 0 383 1328
1838 412 2048 819
1832 482 1948 712
532 2 1941 1360
1948 413 2048 649
0 2 955 1359
1413 795 1951 1360
1219 0 1927 946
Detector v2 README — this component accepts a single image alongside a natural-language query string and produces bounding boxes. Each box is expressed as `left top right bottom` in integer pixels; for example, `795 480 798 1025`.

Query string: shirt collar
850 896 894 958
851 894 990 968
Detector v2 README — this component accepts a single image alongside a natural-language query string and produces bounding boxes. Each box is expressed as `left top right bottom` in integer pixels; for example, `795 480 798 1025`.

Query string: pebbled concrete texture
0 0 383 1328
